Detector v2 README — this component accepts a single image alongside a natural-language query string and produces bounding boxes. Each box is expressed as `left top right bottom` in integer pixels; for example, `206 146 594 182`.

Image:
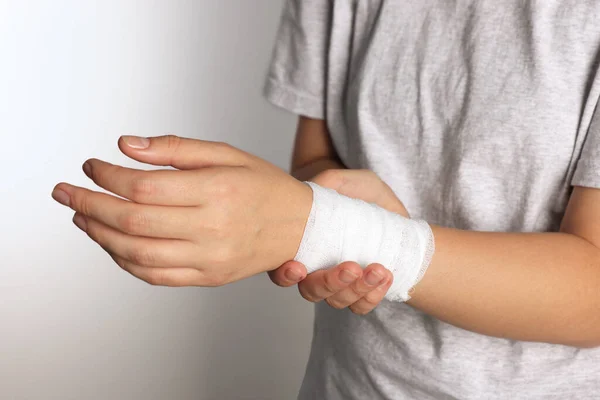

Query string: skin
272 117 600 348
52 135 314 287
268 117 404 314
271 168 404 315
52 119 600 348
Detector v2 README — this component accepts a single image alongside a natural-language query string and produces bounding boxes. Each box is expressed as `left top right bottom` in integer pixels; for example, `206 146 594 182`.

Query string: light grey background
0 1 314 399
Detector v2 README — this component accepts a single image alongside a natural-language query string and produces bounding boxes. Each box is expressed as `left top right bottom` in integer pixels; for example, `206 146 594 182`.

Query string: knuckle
118 211 150 235
83 221 99 242
112 256 128 270
214 141 233 151
71 190 90 216
165 134 182 151
212 141 251 165
145 270 167 286
199 269 233 287
207 170 238 199
362 292 381 306
350 285 368 298
213 179 236 199
210 244 235 266
130 178 156 202
206 274 229 287
298 285 318 303
128 246 156 267
271 274 289 287
164 135 183 166
351 307 370 316
207 211 234 240
321 273 337 294
325 298 345 310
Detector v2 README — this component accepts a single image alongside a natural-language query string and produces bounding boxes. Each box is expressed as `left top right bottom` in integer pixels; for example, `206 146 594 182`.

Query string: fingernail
52 188 70 207
82 162 92 178
72 214 87 232
339 269 359 284
285 269 303 282
365 271 384 286
122 135 150 149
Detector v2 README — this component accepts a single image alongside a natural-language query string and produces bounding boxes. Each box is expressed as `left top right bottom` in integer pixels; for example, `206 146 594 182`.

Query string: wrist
274 180 314 271
293 182 435 301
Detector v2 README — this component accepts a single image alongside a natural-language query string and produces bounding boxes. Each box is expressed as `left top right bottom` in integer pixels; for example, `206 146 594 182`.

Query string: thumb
118 135 254 170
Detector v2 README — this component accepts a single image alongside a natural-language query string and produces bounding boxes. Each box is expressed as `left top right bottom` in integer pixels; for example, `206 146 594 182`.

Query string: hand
269 169 409 314
51 135 313 286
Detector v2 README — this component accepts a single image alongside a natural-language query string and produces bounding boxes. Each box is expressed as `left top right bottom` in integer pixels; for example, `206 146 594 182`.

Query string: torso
299 1 600 398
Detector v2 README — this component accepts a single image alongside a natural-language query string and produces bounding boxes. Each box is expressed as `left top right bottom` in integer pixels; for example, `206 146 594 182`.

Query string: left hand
51 135 313 286
268 169 409 314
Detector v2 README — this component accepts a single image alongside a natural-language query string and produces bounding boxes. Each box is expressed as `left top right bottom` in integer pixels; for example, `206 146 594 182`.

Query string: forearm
294 175 600 346
410 227 600 347
289 116 345 181
291 158 346 181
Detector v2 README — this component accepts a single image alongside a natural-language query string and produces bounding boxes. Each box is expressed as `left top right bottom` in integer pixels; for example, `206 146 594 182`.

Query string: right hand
52 135 314 288
269 169 409 314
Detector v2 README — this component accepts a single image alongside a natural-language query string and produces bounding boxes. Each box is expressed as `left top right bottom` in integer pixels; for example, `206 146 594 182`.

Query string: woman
52 1 600 398
265 2 600 397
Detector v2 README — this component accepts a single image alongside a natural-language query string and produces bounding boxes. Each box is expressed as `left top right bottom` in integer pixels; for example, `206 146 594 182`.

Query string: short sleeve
263 0 331 119
572 98 600 188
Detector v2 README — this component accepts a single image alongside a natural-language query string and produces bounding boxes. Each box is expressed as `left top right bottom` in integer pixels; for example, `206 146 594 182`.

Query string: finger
118 134 255 170
83 158 236 206
53 183 196 239
298 262 363 303
353 263 390 293
110 254 212 287
73 212 196 269
349 271 394 315
268 260 308 287
325 263 390 310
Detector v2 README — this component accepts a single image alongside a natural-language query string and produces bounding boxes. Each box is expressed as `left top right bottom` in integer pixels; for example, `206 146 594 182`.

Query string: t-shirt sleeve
263 0 331 120
572 99 600 188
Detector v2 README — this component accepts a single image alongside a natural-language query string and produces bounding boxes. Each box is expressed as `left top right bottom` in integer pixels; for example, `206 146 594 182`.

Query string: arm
288 116 345 179
279 119 600 344
283 157 600 346
408 186 600 348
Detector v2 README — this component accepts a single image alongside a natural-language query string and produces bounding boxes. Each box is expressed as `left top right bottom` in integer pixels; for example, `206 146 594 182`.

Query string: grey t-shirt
264 1 600 399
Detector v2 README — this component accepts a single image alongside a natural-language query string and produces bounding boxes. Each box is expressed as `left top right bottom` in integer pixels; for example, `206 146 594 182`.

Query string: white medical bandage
294 182 435 302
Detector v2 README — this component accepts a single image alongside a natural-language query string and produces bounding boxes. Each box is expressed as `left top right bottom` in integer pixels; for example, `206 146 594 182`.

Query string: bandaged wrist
294 182 435 302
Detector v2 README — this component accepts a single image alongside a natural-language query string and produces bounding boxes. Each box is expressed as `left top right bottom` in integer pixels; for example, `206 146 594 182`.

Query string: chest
329 0 600 169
